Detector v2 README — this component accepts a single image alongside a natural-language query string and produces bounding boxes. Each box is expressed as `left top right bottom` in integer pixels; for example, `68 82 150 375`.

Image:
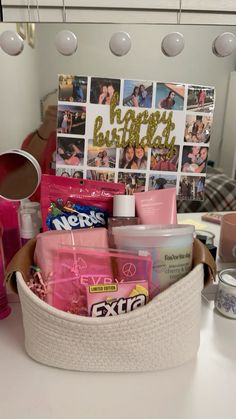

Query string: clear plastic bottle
0 222 11 320
108 195 139 247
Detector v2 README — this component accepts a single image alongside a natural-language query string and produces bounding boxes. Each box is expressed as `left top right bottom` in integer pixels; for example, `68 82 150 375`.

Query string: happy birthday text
93 92 176 156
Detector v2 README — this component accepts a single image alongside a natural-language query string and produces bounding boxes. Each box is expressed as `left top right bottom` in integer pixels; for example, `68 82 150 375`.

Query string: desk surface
1 213 236 419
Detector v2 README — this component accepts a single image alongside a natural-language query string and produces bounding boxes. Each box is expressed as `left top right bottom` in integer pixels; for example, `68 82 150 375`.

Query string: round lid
219 269 236 287
113 195 135 217
0 149 41 201
112 223 195 237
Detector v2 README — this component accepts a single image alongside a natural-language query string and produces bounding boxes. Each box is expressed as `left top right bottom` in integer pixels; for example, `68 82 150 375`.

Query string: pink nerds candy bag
40 174 125 232
87 282 149 317
52 247 152 316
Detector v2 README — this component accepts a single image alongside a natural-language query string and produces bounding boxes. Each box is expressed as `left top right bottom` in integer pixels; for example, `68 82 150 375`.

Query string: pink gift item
34 228 109 304
51 247 152 316
40 174 125 231
0 197 21 267
87 281 149 317
135 188 177 225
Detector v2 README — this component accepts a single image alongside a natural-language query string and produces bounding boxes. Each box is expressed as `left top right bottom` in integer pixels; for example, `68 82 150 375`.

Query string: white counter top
1 213 236 419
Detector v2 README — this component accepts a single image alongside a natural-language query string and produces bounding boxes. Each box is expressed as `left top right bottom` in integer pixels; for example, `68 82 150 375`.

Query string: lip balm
215 269 236 319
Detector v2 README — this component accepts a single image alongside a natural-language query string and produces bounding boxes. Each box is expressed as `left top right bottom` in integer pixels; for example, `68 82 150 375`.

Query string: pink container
0 222 11 320
219 213 236 262
0 197 21 267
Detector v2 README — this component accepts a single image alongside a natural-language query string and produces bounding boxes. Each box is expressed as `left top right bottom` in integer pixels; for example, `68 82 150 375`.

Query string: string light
109 32 131 56
55 30 78 56
213 32 236 57
0 30 24 56
161 32 184 57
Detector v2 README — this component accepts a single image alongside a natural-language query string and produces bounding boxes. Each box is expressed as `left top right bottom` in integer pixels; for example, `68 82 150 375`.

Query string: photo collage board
56 75 215 200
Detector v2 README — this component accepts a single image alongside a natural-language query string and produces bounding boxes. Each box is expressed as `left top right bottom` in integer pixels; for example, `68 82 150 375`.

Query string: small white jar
215 269 236 319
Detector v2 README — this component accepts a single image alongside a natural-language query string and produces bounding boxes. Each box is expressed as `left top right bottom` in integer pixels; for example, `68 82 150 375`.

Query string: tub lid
112 224 195 237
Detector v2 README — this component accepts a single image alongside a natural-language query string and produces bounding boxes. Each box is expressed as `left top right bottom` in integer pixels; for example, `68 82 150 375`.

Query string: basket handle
192 238 216 287
5 238 37 293
5 237 216 293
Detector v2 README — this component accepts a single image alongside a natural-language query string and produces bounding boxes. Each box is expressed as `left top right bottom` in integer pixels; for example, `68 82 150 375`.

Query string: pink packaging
0 197 21 267
87 281 149 317
34 228 109 304
51 247 152 316
134 188 177 224
40 174 125 231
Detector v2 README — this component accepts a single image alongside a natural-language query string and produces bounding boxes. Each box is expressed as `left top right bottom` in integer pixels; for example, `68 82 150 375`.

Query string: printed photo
184 114 213 143
187 85 215 113
58 75 87 103
90 77 120 105
118 172 146 195
57 137 84 166
87 140 116 168
119 145 148 170
150 145 180 172
56 167 84 179
86 170 115 183
57 105 86 135
155 83 185 111
123 80 153 108
178 176 205 200
181 145 209 174
148 174 177 191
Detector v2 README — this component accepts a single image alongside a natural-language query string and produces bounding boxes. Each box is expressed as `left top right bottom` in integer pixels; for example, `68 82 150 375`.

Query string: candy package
40 174 125 231
87 282 149 317
51 246 152 316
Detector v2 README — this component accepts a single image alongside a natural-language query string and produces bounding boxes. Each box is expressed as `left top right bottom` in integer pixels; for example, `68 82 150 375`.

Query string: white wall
219 71 236 178
1 23 236 168
0 23 41 152
36 23 236 165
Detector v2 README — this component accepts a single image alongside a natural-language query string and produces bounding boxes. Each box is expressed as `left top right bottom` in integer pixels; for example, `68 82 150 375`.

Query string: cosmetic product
215 269 236 319
0 222 11 320
21 200 42 231
108 195 139 246
134 188 177 225
0 197 21 267
112 224 194 297
19 207 41 245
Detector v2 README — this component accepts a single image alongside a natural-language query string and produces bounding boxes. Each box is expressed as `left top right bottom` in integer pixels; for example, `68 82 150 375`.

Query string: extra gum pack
87 282 149 317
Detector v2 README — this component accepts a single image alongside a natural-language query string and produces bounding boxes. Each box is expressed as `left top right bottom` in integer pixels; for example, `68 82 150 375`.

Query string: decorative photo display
56 75 216 200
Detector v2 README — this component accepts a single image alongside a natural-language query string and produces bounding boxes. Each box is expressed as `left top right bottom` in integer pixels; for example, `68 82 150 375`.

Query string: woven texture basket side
17 264 203 372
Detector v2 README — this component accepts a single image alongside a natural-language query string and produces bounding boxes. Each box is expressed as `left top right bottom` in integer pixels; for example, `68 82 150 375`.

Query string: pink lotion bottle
0 198 21 268
108 195 139 246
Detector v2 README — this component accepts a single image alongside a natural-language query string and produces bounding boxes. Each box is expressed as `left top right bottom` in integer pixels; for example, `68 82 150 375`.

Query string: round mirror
0 150 41 201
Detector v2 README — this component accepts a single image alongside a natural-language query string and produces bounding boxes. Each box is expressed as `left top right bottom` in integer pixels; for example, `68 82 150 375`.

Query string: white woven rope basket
16 264 203 372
